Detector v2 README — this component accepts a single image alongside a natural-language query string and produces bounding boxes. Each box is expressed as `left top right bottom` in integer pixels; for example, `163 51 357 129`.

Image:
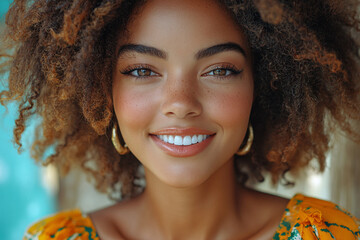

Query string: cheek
206 79 253 155
206 82 253 128
113 84 157 134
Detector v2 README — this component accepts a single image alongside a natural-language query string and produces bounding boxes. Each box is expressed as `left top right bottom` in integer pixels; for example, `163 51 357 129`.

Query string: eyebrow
196 42 247 59
117 42 246 60
117 44 167 59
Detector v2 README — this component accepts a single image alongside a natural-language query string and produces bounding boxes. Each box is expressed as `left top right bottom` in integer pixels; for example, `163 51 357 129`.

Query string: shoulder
24 209 99 240
88 198 143 239
274 194 360 240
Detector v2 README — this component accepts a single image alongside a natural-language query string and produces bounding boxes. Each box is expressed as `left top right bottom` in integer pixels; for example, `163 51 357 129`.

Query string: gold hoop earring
236 124 254 156
111 123 130 155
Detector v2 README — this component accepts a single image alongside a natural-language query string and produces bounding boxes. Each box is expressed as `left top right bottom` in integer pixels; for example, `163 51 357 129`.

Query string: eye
120 65 159 78
131 68 157 77
202 65 243 78
206 68 234 76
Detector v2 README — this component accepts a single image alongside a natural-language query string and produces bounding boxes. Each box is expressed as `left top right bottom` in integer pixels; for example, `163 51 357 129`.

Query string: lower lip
150 134 215 157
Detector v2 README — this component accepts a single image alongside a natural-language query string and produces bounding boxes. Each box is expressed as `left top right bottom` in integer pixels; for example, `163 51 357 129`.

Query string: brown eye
213 69 227 76
205 68 235 77
137 69 152 76
121 67 158 77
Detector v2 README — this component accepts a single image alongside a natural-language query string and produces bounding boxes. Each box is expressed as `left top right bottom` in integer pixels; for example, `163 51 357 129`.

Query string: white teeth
183 136 192 145
174 136 182 145
198 135 204 142
157 134 210 145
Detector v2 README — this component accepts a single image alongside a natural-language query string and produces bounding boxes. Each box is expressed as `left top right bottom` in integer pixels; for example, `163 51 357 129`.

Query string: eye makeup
201 63 243 80
120 64 160 79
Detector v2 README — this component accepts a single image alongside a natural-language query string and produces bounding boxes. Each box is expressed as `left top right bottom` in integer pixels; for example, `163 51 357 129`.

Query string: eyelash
120 64 159 78
202 64 243 79
120 64 243 79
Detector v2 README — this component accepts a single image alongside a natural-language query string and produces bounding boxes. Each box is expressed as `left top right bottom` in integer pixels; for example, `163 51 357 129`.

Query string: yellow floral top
24 194 359 240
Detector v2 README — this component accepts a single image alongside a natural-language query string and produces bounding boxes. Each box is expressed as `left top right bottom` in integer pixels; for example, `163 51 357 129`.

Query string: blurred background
0 1 359 240
0 3 57 240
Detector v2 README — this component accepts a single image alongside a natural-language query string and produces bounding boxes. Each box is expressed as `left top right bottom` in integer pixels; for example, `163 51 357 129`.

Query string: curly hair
0 0 359 199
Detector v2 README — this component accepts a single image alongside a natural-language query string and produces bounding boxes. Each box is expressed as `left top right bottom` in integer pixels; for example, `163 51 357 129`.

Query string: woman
1 0 360 239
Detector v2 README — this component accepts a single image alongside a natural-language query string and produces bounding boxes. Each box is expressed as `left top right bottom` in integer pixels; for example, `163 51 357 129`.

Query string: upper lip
150 127 216 136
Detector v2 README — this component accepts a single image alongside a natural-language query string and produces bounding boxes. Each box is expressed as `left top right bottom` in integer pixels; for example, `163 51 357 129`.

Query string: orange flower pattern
23 209 99 240
273 194 360 239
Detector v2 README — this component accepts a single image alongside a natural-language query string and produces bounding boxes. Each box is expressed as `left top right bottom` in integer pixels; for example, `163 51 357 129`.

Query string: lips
149 128 215 157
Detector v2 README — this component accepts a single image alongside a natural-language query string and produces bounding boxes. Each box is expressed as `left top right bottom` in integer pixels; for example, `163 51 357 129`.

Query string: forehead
120 0 249 54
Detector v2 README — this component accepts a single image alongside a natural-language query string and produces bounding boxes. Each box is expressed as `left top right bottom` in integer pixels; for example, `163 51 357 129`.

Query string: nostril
162 103 202 119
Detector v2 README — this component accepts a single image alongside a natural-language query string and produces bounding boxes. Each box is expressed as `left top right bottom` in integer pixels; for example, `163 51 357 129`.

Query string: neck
140 159 244 239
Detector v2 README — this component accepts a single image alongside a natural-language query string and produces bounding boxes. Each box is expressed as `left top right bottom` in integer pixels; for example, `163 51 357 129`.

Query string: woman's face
113 0 253 187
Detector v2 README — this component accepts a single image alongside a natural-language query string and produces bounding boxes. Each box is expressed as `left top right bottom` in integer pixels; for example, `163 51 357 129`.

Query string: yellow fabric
24 194 360 239
273 194 360 239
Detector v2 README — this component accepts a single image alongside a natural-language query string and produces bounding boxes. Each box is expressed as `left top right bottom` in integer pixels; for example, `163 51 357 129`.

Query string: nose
161 74 202 119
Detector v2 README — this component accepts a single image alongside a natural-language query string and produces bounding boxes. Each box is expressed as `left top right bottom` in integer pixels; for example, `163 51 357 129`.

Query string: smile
149 128 215 157
156 134 210 146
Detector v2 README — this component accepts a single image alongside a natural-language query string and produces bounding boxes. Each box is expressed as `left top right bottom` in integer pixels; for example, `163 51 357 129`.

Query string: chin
152 164 216 189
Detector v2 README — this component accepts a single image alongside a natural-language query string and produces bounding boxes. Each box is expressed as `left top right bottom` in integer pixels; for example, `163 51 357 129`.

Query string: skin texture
90 0 288 239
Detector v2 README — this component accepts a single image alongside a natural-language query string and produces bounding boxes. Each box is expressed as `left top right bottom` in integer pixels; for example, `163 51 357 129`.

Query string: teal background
0 0 11 21
0 1 56 239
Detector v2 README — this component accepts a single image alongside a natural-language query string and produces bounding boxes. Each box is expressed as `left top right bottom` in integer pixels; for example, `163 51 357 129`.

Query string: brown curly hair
1 0 359 199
